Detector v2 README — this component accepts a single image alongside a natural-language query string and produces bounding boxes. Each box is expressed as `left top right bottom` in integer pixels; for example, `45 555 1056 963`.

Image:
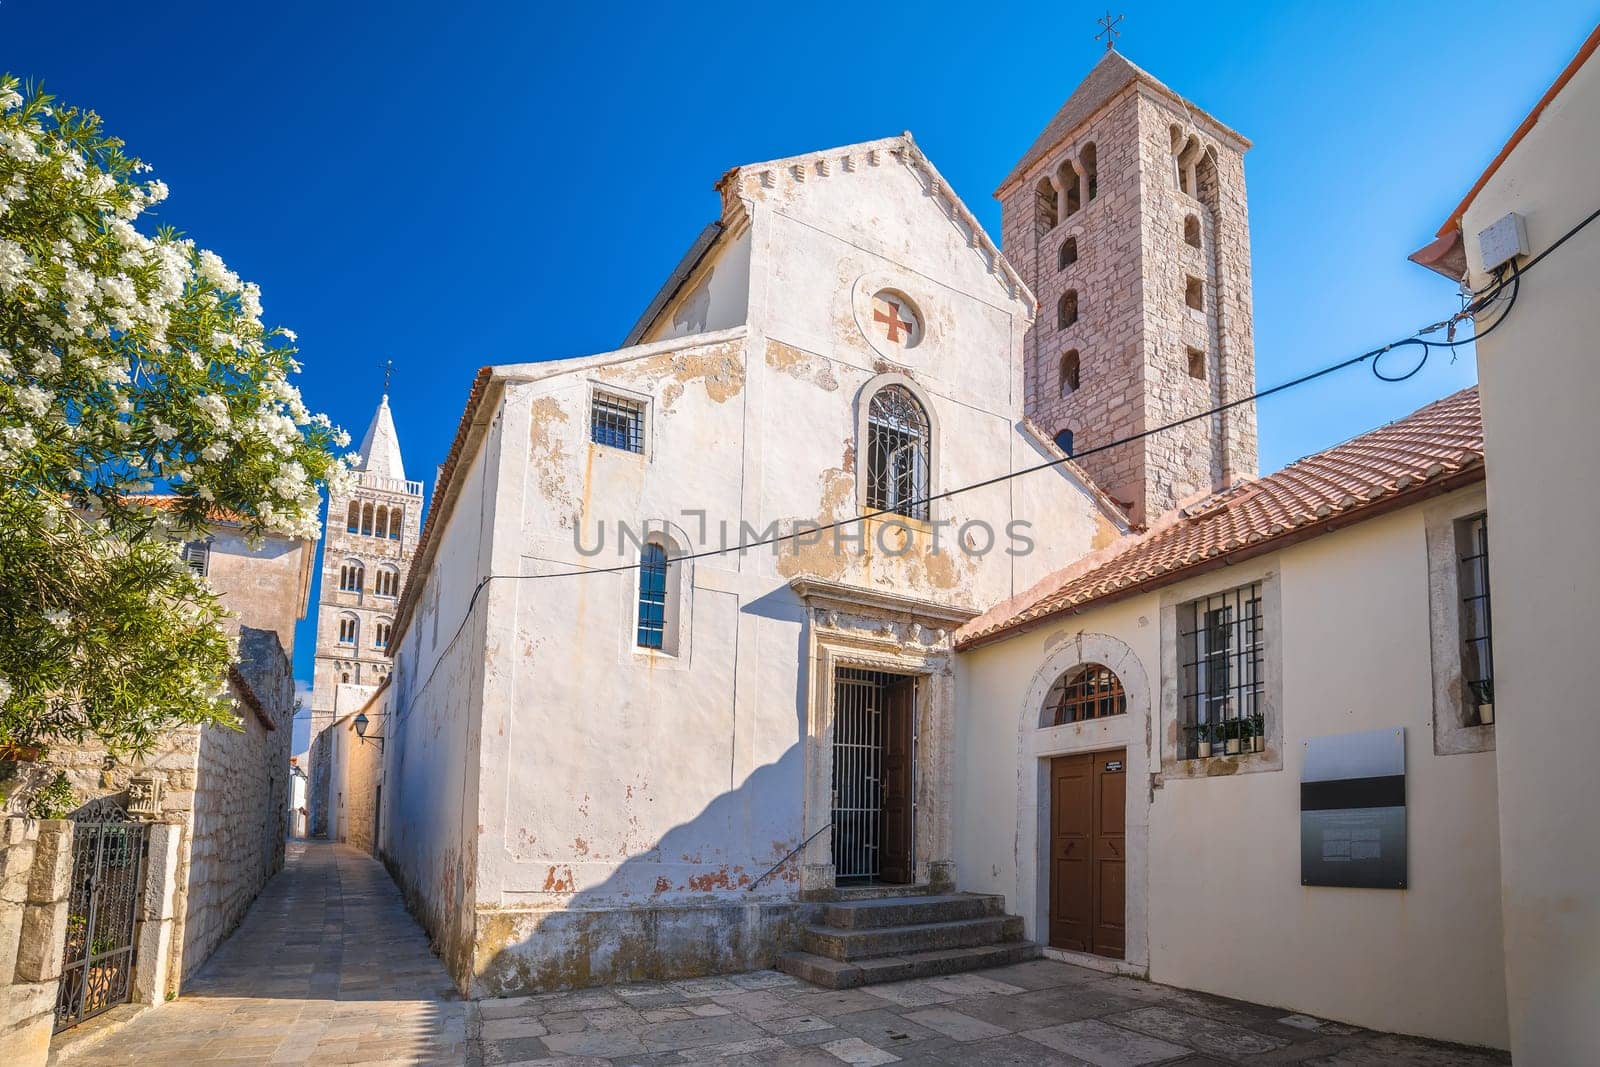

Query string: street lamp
353 711 384 749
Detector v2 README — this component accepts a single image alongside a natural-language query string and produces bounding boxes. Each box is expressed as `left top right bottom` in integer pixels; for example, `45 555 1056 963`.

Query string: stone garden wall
0 817 72 1067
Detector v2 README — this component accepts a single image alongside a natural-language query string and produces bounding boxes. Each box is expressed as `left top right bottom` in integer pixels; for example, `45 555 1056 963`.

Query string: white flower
1 425 36 450
0 85 22 112
44 609 69 629
200 440 229 462
0 238 28 291
13 384 51 415
0 674 11 707
151 418 178 441
280 328 297 343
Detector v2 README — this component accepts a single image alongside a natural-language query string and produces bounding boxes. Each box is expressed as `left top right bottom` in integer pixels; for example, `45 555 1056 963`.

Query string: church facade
375 51 1263 996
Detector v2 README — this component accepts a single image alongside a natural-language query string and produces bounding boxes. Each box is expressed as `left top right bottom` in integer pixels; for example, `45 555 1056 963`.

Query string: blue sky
4 1 1595 698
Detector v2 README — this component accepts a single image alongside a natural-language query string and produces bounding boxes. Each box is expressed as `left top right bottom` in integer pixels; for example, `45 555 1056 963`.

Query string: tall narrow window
1035 176 1058 233
1081 143 1098 201
637 543 669 650
1059 237 1078 270
374 621 392 649
1459 515 1494 722
865 385 931 521
346 502 359 533
388 505 403 540
1179 583 1264 758
1060 350 1081 397
1184 214 1202 249
1063 168 1082 217
375 506 389 540
592 392 645 453
361 502 374 536
1185 276 1204 311
338 615 359 645
1058 290 1079 329
1187 347 1206 381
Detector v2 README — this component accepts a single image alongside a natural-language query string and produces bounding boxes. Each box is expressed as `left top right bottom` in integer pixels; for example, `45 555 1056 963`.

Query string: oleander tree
0 76 351 755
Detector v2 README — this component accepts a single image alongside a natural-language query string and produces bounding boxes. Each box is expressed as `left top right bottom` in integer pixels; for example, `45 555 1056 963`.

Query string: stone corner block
14 899 69 982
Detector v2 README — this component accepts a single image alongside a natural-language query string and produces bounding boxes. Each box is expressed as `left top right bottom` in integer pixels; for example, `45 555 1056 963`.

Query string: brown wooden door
1049 748 1125 958
879 675 915 883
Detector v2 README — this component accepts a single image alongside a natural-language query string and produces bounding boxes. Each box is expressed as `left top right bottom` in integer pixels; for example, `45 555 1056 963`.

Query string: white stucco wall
391 138 1124 994
956 491 1508 1048
1456 41 1600 1065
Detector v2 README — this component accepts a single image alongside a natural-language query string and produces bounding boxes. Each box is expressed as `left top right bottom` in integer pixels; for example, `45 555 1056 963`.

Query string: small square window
591 393 645 453
1187 347 1206 381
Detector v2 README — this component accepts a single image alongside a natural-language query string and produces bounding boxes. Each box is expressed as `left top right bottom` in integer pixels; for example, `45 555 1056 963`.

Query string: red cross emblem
873 297 915 344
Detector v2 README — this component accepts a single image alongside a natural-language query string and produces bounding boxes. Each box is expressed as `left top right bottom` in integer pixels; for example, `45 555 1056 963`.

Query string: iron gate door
55 814 150 1032
831 669 917 883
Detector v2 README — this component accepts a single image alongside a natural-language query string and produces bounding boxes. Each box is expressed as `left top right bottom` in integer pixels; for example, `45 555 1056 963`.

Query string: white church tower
306 389 422 835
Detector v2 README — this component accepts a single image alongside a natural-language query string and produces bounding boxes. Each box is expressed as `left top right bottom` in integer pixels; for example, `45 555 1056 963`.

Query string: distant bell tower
997 50 1258 524
306 388 422 832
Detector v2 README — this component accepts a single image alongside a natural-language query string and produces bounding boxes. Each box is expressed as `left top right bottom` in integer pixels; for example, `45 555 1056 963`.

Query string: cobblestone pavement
471 961 1512 1066
50 841 1508 1066
54 840 466 1066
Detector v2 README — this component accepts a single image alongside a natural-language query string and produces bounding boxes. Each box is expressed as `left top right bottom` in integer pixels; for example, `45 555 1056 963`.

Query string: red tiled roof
958 387 1485 649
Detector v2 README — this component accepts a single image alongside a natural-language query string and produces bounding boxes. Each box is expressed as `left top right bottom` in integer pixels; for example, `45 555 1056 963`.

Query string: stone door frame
789 578 976 897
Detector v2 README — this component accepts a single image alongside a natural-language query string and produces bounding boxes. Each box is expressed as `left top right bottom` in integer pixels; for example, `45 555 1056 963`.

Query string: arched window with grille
637 542 670 651
1043 663 1127 725
339 560 364 593
865 385 931 521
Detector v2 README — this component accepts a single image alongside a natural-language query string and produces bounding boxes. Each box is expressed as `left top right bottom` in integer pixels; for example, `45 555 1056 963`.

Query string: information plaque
1301 727 1406 889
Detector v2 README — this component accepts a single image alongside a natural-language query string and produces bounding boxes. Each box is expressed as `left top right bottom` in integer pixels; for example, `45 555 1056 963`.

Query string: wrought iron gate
832 669 885 881
54 806 149 1033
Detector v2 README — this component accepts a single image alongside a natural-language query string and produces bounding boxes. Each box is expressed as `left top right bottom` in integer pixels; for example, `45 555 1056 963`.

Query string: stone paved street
53 841 466 1066
49 841 1509 1067
471 962 1512 1066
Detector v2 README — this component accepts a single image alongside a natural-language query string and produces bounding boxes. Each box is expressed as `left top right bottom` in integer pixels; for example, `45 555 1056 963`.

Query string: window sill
1161 746 1282 779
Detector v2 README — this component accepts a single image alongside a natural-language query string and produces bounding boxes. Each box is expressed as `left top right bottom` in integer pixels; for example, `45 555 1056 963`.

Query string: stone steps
820 893 1004 930
778 941 1041 989
778 891 1038 989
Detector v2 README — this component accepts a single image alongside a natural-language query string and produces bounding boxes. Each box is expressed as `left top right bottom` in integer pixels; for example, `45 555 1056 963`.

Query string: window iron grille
1178 582 1264 758
592 393 645 453
178 540 210 577
865 386 930 521
1044 664 1127 725
637 543 668 650
1459 515 1494 715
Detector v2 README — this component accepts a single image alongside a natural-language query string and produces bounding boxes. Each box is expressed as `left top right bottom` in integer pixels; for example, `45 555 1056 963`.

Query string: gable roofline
958 386 1484 650
717 132 1037 315
1432 21 1600 241
622 221 726 348
995 50 1249 198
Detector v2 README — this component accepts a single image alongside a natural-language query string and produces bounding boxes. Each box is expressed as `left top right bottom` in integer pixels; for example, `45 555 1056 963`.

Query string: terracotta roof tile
958 387 1484 649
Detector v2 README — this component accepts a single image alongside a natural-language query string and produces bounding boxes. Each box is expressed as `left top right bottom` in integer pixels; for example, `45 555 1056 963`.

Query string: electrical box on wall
1478 212 1530 273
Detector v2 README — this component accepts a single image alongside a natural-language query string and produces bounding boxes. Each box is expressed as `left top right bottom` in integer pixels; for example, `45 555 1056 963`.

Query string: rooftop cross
1096 11 1123 51
381 358 394 394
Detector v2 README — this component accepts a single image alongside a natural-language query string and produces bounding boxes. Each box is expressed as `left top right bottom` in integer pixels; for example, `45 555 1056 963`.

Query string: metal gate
832 669 886 881
54 806 149 1033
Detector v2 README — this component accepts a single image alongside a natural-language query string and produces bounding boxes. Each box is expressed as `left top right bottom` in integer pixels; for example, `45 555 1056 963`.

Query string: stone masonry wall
0 817 72 1067
179 627 292 984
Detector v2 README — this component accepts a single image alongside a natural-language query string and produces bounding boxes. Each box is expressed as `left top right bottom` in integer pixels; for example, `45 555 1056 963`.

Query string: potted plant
1471 681 1494 725
1224 718 1242 756
1196 722 1213 758
1250 711 1266 752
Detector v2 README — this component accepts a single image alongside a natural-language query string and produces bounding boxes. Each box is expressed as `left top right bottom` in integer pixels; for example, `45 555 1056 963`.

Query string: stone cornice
787 576 978 627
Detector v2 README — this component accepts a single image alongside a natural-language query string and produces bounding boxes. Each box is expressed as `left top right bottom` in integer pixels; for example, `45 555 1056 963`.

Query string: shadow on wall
472 742 817 998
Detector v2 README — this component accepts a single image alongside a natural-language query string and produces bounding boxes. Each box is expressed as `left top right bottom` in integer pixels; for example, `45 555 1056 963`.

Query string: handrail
747 823 830 892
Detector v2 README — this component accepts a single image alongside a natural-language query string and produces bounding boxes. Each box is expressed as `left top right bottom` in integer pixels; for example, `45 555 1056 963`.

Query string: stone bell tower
306 389 422 834
997 49 1258 525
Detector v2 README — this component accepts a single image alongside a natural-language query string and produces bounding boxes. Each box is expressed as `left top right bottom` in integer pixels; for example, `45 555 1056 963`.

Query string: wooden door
1049 748 1125 958
879 675 916 883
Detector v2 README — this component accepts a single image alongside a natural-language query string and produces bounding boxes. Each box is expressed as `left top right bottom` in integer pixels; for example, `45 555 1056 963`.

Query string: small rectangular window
180 540 211 577
1185 275 1205 311
1458 515 1494 723
1179 582 1265 759
1187 347 1206 381
591 393 645 454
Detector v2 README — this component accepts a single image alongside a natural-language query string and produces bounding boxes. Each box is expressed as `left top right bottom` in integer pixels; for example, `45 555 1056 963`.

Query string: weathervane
1096 11 1124 51
381 358 395 394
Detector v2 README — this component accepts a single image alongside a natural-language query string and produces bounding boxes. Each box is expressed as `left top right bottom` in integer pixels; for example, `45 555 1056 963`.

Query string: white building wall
1456 41 1600 1064
393 139 1122 995
956 492 1508 1048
